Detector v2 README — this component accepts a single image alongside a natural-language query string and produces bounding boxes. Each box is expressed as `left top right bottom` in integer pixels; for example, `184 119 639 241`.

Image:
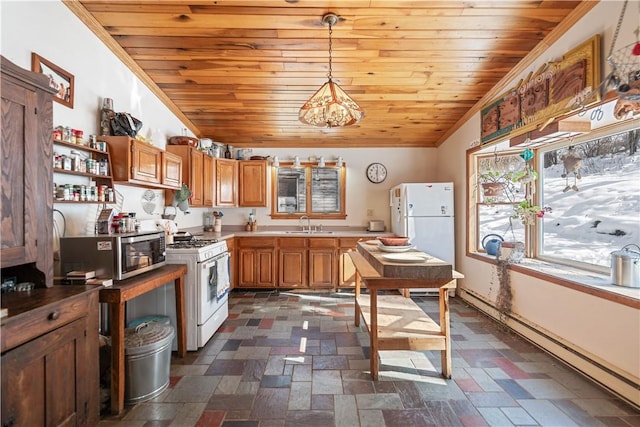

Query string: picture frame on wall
31 52 74 108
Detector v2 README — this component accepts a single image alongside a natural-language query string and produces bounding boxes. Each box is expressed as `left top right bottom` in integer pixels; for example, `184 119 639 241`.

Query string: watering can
482 234 504 256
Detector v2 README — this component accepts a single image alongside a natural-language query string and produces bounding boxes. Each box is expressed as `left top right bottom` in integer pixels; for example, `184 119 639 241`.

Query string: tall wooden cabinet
1 56 100 426
1 56 54 286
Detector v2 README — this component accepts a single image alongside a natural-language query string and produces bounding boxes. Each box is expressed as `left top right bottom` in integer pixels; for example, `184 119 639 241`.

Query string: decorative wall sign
480 35 600 146
31 52 74 108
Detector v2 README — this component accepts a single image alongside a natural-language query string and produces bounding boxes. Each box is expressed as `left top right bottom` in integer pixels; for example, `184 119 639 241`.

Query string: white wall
0 1 436 234
436 0 639 402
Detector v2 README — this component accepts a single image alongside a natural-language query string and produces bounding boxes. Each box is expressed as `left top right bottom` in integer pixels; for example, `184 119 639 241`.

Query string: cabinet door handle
48 311 60 321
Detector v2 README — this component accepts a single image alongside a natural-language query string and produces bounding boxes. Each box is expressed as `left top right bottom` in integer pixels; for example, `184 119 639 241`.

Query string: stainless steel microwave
60 231 166 281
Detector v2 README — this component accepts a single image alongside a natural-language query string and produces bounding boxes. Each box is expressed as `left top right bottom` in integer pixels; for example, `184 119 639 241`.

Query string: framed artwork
31 53 74 108
479 34 600 146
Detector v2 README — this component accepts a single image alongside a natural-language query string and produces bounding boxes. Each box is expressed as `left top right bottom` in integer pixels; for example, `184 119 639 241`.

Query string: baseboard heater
459 287 640 411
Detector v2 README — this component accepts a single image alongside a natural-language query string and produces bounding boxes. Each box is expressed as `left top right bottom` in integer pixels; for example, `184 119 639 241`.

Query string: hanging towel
216 253 230 301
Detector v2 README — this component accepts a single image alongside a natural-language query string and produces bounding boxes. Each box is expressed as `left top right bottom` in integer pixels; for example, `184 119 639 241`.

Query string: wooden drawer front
238 237 276 248
1 294 88 352
309 238 338 248
278 237 307 248
339 237 363 248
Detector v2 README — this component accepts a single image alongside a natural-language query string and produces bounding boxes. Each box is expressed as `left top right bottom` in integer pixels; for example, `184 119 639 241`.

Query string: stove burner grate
167 238 219 249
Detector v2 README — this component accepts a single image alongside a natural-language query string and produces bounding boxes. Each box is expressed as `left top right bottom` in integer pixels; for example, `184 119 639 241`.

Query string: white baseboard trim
459 287 640 410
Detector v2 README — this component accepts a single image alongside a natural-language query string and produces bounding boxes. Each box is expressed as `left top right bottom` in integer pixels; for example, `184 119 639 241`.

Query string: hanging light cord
327 19 333 81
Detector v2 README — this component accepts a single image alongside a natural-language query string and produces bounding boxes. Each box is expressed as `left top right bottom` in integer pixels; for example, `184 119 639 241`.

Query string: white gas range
127 236 230 351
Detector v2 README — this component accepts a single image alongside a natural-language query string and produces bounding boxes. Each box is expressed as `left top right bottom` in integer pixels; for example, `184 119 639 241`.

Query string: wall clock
366 162 388 183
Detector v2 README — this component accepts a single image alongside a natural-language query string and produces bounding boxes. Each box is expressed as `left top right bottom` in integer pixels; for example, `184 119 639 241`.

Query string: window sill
468 252 640 309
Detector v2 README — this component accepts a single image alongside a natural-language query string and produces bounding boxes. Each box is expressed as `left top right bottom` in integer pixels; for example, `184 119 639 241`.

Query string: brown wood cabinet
165 145 213 207
203 154 215 206
1 55 54 287
309 238 338 288
103 136 182 190
1 286 100 427
162 151 182 188
338 238 363 288
1 57 100 426
279 238 308 288
235 236 366 290
237 237 276 287
216 158 238 207
238 160 268 207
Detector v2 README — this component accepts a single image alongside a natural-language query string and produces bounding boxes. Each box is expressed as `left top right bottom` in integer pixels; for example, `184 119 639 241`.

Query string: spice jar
63 126 72 143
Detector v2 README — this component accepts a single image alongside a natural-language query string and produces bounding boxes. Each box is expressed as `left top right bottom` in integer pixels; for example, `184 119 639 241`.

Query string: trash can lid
124 322 174 355
127 315 170 328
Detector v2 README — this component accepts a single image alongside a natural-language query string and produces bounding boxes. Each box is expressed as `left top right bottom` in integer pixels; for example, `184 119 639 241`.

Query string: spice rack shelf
53 138 115 203
53 168 112 180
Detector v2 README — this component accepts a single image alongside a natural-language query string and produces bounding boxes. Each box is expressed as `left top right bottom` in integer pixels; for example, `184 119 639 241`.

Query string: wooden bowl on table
378 236 410 246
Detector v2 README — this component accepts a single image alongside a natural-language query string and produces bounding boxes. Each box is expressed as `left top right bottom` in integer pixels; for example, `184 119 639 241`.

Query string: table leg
354 272 361 327
109 302 125 415
440 285 452 379
370 288 379 380
174 274 187 357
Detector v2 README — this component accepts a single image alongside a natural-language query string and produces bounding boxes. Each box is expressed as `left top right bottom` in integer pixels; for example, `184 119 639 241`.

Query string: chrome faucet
300 215 311 233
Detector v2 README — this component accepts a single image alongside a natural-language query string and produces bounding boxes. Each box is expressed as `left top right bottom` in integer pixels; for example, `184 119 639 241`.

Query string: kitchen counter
181 226 392 240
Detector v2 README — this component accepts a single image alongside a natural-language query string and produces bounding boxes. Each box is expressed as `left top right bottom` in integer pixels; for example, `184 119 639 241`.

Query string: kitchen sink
283 230 334 235
246 230 336 235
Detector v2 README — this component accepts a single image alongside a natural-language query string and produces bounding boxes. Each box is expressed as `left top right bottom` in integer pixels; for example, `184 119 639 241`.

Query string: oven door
197 252 230 325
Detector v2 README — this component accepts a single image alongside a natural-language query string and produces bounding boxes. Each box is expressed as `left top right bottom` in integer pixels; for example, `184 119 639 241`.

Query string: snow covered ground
541 151 640 267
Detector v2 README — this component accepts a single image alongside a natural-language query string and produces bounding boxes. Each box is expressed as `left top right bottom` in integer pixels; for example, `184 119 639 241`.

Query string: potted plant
512 200 552 226
478 169 517 201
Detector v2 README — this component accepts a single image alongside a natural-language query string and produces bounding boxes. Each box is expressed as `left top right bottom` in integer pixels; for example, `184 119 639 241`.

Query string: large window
470 121 640 272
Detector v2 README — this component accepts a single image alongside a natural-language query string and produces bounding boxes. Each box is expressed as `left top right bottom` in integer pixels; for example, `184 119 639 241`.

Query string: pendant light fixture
299 13 364 128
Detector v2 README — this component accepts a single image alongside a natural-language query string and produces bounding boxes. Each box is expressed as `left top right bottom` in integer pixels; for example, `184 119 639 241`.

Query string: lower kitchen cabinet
237 237 276 287
338 238 362 288
308 238 338 288
277 238 337 289
1 286 100 427
279 238 307 288
235 236 362 290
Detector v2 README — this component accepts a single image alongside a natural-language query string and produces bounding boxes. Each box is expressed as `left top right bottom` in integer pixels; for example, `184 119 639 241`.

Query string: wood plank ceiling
67 1 593 148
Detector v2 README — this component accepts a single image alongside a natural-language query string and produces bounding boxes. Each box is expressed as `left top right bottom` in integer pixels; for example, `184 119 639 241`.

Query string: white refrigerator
390 182 455 294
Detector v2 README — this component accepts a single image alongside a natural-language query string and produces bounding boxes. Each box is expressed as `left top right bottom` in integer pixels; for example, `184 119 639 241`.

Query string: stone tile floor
100 290 639 426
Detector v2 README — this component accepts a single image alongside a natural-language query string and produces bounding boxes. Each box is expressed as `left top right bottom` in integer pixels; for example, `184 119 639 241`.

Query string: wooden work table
351 242 463 380
99 264 187 415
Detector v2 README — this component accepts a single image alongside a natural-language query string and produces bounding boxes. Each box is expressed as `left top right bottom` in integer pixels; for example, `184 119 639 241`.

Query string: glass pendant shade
299 79 364 127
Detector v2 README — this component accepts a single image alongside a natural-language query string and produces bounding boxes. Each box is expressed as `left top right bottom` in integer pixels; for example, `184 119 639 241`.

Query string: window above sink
271 161 346 220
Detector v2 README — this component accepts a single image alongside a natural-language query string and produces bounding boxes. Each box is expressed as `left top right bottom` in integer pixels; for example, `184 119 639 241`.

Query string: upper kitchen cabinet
102 136 182 190
165 145 214 207
216 158 238 207
1 56 54 287
239 160 268 207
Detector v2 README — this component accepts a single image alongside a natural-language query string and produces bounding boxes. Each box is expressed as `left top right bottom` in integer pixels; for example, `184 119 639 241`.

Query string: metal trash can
127 315 170 329
124 321 174 405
